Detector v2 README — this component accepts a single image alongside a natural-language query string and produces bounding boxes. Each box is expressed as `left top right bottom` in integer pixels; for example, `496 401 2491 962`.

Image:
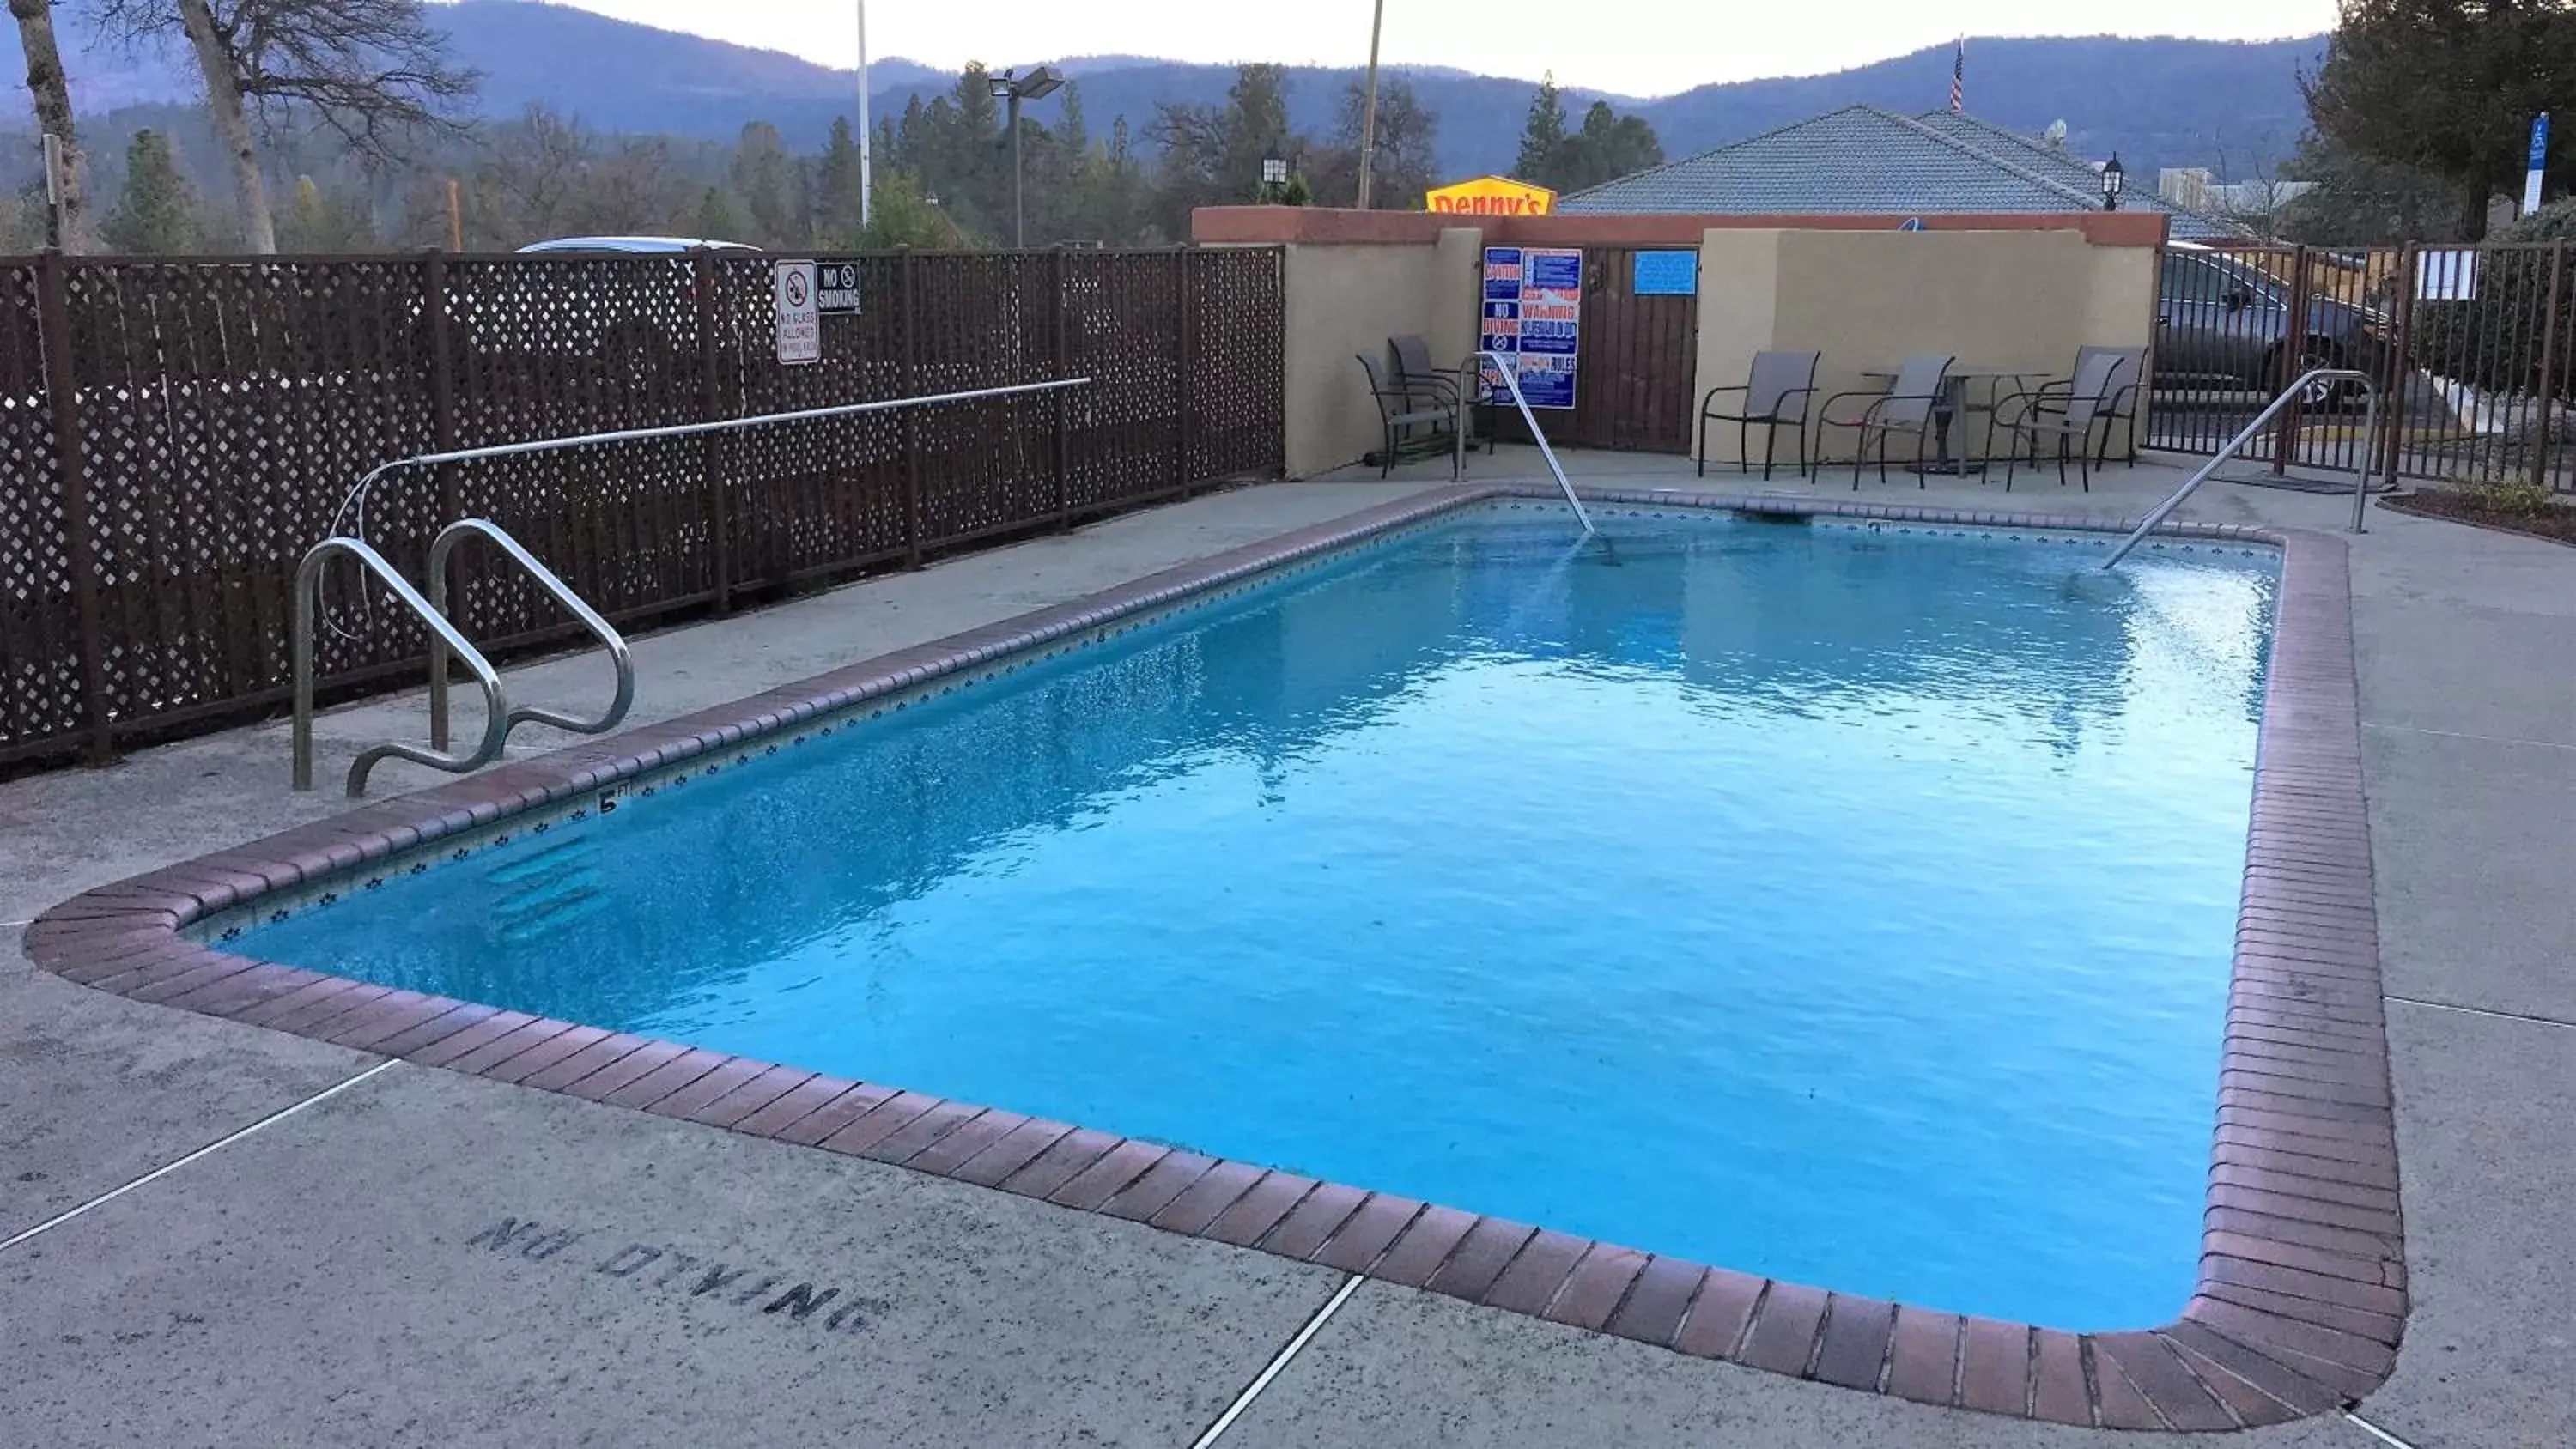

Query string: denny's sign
1425 175 1556 217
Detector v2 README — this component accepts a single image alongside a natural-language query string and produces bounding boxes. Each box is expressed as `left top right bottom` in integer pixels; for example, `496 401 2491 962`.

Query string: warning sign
775 259 821 365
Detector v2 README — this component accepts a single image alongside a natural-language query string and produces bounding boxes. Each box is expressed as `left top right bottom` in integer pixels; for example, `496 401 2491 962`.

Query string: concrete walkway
3 455 2567 1446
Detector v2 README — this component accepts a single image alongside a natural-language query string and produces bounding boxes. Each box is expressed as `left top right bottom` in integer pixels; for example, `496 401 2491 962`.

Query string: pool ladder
292 519 633 797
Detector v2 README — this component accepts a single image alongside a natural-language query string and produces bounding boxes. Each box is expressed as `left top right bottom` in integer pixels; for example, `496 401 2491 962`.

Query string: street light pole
1009 89 1025 246
1356 0 1386 209
856 0 872 228
989 67 1063 249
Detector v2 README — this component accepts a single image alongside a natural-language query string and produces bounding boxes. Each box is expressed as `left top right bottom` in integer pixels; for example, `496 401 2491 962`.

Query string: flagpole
857 0 873 227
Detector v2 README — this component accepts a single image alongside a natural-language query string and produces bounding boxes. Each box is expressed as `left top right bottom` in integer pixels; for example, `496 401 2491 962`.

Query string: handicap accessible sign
1479 246 1582 409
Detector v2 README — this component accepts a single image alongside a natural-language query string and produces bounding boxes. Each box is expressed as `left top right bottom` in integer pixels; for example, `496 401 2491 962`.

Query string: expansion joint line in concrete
2344 1411 2425 1448
1188 1273 1364 1448
0 1059 398 1253
2387 994 2576 1031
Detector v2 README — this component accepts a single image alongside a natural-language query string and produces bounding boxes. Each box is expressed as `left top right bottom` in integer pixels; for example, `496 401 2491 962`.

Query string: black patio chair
1815 354 1953 489
1697 350 1821 480
1989 349 2139 491
1356 350 1461 479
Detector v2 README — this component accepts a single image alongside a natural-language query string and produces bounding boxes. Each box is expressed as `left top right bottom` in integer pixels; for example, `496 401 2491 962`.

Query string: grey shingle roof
1558 105 2245 239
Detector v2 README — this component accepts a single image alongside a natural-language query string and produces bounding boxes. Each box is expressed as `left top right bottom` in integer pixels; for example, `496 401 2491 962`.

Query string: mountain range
3 2 2324 180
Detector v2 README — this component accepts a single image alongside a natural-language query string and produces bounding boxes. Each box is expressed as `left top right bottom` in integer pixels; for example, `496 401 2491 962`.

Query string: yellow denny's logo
1425 176 1556 216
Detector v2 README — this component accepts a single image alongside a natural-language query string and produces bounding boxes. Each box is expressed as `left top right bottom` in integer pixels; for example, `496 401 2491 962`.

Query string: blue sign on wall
1631 250 1698 295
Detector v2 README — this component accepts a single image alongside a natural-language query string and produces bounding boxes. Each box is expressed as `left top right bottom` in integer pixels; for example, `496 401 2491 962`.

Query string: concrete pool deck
3 454 2568 1446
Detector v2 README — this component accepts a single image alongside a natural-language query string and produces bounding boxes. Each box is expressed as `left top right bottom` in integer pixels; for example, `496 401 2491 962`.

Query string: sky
524 0 2340 98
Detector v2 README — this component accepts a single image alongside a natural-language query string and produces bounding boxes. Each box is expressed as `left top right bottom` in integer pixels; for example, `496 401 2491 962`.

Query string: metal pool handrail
425 519 635 754
294 537 511 797
2102 368 2379 569
336 377 1095 512
1474 349 1596 535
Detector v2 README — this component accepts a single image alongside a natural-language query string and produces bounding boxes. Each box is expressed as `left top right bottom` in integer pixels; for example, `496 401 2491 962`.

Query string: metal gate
2148 240 2575 492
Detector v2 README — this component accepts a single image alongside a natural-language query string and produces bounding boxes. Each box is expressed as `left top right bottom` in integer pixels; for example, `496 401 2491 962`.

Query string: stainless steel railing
293 537 510 797
1474 349 1596 535
2102 368 2379 568
426 519 634 754
295 377 1091 797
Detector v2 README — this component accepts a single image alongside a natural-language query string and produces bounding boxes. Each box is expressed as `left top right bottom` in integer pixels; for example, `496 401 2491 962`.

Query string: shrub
2460 475 2562 518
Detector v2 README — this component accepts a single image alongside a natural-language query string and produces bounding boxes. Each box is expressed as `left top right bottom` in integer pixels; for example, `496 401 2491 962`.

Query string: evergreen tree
694 185 743 242
1558 101 1663 191
813 116 866 247
730 121 803 247
1514 73 1567 185
2305 0 2576 238
102 128 200 254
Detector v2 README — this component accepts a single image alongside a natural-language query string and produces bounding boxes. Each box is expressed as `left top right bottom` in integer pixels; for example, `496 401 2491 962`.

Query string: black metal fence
0 247 1285 769
2148 241 2575 492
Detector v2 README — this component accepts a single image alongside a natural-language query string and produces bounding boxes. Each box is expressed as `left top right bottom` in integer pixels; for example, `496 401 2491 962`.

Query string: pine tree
1514 73 1567 185
695 185 743 243
730 122 803 247
102 129 201 254
813 116 866 248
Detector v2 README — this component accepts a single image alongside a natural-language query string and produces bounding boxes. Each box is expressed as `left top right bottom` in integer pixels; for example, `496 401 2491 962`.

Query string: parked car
514 236 760 255
2156 241 2393 407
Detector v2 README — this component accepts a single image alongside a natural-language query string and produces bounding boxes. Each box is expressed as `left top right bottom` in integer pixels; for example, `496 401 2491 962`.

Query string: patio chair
1390 333 1484 454
1355 350 1462 479
1987 346 2148 468
1815 355 1953 489
1697 351 1821 480
1989 349 2139 492
1388 334 1467 411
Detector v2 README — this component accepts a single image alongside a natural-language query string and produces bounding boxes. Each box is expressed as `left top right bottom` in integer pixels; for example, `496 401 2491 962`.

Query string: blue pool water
233 505 2278 1331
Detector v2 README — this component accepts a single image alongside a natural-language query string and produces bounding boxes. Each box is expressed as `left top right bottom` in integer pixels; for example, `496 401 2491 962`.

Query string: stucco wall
1692 227 2159 470
1280 230 1485 478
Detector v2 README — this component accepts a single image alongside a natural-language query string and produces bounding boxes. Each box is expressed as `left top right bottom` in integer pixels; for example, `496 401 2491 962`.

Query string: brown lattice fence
0 247 1285 769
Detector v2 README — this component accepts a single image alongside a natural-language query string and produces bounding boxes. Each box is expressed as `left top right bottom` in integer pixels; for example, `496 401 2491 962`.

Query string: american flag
1949 39 1965 112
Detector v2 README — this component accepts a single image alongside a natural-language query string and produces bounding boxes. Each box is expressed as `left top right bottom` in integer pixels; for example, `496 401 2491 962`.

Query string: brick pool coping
26 485 2401 1433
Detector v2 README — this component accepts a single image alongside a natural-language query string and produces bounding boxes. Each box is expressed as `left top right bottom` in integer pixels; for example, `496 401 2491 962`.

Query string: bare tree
97 0 477 252
9 0 97 250
2204 127 2298 239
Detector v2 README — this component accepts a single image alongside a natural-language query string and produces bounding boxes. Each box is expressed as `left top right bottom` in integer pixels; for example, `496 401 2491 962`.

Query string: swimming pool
218 500 2279 1331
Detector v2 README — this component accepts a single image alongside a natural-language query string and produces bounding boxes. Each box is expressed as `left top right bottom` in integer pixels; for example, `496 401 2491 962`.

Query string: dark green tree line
2303 0 2576 238
1512 74 1663 194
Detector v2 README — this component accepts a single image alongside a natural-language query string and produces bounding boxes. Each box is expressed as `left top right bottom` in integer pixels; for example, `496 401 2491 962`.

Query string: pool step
487 833 611 943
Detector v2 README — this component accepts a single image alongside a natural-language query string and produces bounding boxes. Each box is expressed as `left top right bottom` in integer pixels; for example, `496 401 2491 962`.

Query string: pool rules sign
1479 246 1581 408
774 260 821 365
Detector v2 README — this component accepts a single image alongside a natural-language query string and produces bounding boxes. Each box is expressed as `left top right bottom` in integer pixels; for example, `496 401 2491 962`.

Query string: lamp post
2101 154 2124 211
990 65 1065 247
1261 156 1288 203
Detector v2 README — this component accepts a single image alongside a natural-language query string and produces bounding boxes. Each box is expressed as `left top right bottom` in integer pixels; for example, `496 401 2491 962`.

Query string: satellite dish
1898 217 1924 231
